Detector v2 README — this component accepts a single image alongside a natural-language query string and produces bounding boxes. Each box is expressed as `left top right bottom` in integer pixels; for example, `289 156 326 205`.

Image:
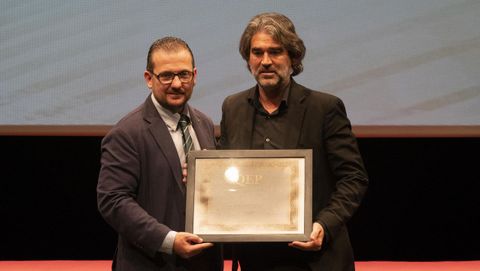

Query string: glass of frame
185 149 312 242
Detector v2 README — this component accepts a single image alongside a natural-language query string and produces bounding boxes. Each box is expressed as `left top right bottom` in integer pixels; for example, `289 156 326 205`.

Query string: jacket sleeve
97 127 171 258
315 97 369 239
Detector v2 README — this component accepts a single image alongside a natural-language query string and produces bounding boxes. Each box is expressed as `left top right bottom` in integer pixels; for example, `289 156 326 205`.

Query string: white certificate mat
186 149 312 242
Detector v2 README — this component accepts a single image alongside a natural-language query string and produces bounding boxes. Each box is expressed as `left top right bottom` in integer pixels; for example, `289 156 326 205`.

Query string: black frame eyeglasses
150 70 194 85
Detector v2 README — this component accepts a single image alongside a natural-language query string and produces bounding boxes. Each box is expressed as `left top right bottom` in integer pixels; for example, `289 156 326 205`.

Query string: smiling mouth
167 91 185 95
167 93 185 99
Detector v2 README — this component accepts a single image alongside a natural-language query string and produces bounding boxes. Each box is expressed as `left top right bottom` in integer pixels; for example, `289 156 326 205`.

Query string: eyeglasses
151 70 194 85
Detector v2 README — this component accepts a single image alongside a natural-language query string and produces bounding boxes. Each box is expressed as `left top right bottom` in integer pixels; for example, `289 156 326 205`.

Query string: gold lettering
238 174 263 185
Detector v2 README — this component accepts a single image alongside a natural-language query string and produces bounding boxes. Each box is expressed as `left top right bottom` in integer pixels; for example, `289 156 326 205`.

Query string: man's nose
170 75 182 88
261 53 272 66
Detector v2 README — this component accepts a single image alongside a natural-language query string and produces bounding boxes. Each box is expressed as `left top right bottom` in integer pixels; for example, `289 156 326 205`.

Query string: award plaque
185 149 312 242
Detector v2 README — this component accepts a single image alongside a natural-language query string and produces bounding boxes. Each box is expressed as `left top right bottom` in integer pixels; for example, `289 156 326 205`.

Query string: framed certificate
185 149 312 242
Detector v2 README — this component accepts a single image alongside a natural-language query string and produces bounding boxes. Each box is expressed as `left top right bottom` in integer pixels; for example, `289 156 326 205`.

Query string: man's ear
290 58 300 75
144 71 153 89
192 67 198 86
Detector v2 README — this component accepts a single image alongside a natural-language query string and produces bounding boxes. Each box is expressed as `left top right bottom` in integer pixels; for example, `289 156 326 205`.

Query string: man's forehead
250 32 284 49
151 49 193 63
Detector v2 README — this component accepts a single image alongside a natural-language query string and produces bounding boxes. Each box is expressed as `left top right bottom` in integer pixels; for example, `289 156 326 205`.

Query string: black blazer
220 80 368 271
97 96 221 271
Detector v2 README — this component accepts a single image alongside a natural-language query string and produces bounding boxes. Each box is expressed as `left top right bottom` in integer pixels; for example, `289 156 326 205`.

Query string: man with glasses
97 37 222 271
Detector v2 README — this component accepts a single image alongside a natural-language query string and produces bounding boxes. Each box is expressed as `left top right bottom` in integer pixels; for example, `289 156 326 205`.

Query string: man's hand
288 222 324 251
173 232 213 259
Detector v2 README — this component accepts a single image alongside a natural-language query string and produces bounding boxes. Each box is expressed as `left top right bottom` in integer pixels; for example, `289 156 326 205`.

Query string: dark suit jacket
220 80 368 271
97 96 221 271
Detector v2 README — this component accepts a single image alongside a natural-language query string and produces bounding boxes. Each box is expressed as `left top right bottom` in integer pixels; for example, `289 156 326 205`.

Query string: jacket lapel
283 80 307 149
188 105 214 150
143 97 185 194
238 87 256 149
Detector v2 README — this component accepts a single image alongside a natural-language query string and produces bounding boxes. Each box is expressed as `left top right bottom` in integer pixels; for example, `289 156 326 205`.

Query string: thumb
310 223 321 240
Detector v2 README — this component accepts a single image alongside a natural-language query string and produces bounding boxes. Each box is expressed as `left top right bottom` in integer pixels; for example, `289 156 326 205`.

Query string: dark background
1 136 479 261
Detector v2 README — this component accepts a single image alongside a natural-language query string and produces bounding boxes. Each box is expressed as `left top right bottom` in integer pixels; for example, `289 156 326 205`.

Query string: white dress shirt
150 94 200 254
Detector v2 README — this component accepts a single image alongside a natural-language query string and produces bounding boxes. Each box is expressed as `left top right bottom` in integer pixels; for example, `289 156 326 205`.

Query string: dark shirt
249 85 290 149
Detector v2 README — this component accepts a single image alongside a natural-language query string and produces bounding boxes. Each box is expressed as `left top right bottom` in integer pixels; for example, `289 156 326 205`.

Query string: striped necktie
178 114 193 157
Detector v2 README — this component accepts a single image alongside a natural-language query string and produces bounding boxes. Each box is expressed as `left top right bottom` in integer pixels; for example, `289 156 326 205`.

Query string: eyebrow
251 45 283 51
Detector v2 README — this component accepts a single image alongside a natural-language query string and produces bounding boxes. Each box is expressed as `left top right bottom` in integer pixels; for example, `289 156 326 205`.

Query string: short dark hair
239 12 306 76
146 36 195 72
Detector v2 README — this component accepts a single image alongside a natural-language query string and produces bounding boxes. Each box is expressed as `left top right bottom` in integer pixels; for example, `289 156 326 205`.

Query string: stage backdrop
1 0 480 127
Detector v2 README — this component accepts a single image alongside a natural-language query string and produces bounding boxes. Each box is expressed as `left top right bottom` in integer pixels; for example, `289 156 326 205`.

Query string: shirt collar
248 81 291 114
150 93 189 131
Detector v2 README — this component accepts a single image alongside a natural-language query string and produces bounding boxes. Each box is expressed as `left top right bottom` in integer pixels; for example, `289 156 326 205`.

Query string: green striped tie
178 114 193 156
